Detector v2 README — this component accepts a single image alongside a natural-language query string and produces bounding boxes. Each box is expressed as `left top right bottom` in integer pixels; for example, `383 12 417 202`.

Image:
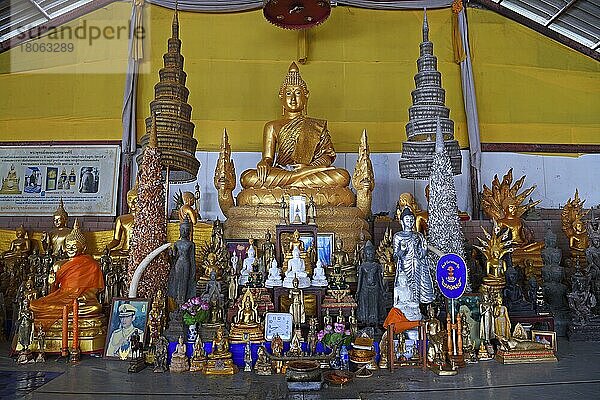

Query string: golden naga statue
396 191 428 234
481 169 543 270
41 199 72 256
106 185 137 256
352 129 375 216
214 129 237 217
474 222 514 287
561 189 589 259
235 62 356 207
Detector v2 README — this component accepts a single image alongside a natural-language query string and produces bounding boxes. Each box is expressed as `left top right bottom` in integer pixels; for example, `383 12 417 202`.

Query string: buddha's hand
257 160 271 183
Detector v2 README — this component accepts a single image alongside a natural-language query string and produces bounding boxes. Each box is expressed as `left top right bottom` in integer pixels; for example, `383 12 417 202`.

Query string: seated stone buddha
30 219 106 352
237 62 354 207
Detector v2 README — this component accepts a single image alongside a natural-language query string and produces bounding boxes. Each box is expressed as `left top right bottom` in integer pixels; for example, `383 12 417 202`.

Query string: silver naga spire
399 9 462 179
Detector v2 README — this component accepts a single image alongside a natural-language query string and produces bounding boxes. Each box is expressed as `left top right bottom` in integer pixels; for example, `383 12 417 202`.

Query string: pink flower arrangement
181 297 210 325
317 321 353 349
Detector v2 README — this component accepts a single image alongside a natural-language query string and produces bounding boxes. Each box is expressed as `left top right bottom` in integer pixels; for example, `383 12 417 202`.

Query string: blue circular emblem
436 253 467 299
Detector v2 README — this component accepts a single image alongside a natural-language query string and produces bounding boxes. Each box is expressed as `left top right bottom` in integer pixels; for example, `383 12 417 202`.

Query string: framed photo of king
104 298 150 359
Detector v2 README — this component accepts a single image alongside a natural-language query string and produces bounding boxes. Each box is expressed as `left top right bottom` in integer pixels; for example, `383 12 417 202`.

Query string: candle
61 305 68 357
72 299 79 353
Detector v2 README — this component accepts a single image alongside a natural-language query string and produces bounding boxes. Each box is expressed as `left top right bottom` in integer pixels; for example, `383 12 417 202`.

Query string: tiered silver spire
399 10 462 179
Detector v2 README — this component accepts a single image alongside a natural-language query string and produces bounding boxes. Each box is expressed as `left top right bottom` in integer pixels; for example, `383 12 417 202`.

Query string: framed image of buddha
104 298 149 360
288 196 306 224
446 293 481 349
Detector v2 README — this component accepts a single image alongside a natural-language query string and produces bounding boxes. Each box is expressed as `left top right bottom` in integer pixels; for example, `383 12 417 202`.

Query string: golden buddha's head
25 276 34 290
15 225 26 238
53 198 69 228
207 252 217 265
279 62 309 114
506 203 517 217
64 218 86 258
243 298 251 310
182 191 195 206
216 325 224 339
126 185 138 213
335 237 343 251
573 219 585 234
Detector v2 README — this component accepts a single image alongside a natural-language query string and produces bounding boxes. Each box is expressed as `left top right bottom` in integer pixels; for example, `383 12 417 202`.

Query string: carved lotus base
203 357 238 375
236 187 355 207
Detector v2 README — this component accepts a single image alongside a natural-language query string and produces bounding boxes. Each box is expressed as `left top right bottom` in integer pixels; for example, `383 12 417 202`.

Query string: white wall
164 150 600 221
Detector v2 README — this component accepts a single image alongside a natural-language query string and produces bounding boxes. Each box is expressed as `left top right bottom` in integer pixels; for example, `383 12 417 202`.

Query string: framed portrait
288 195 306 224
225 239 251 262
531 330 557 351
317 233 335 267
104 298 150 360
446 293 482 348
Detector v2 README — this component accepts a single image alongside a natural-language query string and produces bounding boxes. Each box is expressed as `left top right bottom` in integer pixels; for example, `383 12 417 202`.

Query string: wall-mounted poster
0 145 120 216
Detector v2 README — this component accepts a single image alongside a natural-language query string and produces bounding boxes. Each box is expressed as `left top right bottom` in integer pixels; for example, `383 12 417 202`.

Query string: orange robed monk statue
30 219 105 330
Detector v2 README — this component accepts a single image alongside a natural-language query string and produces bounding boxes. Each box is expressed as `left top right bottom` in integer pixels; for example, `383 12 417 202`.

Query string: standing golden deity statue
237 62 354 207
41 199 72 256
481 169 544 274
561 189 589 262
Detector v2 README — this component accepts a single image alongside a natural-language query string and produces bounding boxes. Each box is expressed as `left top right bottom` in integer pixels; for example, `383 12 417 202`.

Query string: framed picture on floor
446 293 482 348
531 330 557 351
104 298 149 360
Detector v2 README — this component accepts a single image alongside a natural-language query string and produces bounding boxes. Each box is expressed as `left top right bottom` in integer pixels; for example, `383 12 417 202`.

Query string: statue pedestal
164 310 185 342
30 315 106 354
495 348 557 364
321 289 357 317
224 205 369 258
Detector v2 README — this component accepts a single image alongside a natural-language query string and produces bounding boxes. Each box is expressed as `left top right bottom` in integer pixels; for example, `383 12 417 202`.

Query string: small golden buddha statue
328 237 356 282
282 230 311 275
189 334 207 372
474 222 514 287
2 225 32 263
106 185 137 256
41 199 72 257
30 219 105 333
229 290 264 343
200 252 223 281
561 189 589 262
482 169 544 273
204 325 237 375
0 164 21 194
254 345 272 375
237 62 354 207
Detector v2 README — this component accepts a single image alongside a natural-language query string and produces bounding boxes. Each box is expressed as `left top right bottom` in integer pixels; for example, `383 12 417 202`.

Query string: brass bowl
348 349 376 364
323 370 354 387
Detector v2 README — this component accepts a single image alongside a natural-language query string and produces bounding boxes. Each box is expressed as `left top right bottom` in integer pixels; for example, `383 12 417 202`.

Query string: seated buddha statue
204 325 237 375
561 191 589 263
237 62 354 207
0 164 21 194
30 219 105 351
282 230 312 275
229 290 264 343
105 185 137 257
327 237 356 282
201 252 224 282
2 225 32 264
283 247 311 289
41 199 72 257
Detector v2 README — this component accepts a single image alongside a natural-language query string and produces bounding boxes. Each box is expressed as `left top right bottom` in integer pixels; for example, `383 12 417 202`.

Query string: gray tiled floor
1 338 599 399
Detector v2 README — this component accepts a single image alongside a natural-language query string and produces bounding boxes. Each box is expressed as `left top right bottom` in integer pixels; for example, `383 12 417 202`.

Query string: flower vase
329 347 342 370
186 323 197 343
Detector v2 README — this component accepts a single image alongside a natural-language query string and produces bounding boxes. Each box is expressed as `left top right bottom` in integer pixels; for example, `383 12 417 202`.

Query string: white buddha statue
238 245 256 286
393 270 422 321
265 259 283 288
311 260 328 287
283 247 311 288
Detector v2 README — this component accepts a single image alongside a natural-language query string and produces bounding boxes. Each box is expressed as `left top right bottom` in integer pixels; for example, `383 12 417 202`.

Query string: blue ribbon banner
436 253 467 299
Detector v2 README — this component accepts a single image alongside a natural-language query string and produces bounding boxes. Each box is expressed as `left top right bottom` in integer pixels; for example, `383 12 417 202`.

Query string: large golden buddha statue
106 185 137 257
30 219 106 352
482 169 544 276
237 62 354 207
41 199 72 256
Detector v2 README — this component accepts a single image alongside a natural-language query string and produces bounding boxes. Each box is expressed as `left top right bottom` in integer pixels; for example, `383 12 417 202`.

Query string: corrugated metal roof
480 0 599 56
0 0 113 51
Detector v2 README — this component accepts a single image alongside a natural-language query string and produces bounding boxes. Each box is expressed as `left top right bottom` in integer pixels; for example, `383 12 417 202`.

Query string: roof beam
472 0 599 61
0 0 115 53
27 0 51 19
545 0 578 27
